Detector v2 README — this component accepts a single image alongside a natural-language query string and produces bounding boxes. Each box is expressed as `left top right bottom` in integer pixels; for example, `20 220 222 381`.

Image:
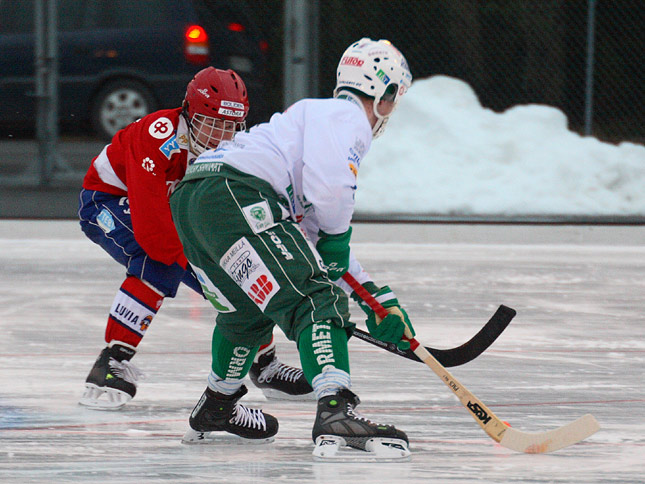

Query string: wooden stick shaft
342 271 506 441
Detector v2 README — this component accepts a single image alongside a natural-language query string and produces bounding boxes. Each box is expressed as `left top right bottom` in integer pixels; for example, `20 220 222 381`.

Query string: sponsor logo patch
148 117 173 139
347 147 361 178
242 201 275 233
159 134 181 159
192 265 236 313
97 209 115 233
220 237 280 311
142 157 156 173
110 291 156 336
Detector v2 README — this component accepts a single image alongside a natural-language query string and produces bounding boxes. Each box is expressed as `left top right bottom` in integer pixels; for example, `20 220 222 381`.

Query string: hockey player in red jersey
78 67 313 410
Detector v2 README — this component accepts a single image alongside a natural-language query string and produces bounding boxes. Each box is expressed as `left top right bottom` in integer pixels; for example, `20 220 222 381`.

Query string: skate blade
312 435 411 462
181 428 275 445
260 387 315 401
78 384 132 410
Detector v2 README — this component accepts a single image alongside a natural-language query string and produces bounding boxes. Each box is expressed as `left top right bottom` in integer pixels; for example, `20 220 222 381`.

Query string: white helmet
334 38 412 137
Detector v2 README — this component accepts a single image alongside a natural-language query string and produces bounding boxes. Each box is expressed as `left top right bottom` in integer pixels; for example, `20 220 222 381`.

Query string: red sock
258 335 274 353
105 276 164 347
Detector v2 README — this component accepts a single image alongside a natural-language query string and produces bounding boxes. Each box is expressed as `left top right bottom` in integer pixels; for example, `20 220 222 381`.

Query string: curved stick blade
352 304 515 367
500 414 600 453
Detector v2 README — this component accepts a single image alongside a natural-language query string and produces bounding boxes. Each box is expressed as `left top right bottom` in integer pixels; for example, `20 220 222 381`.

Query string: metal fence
0 0 643 210
275 0 644 143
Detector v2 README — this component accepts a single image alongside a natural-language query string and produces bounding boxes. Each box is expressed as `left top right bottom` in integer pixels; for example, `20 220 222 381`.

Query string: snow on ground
357 76 645 216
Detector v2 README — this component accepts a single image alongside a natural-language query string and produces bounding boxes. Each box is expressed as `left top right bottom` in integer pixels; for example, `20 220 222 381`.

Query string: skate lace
108 358 144 384
258 358 303 384
230 404 267 430
346 404 386 427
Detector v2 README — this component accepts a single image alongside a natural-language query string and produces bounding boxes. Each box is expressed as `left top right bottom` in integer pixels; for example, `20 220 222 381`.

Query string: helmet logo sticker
376 69 391 84
340 56 364 67
197 88 210 98
148 117 173 139
218 108 246 117
221 100 245 109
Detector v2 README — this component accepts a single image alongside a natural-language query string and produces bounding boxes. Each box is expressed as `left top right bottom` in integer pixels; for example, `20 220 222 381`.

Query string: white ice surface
1 221 644 483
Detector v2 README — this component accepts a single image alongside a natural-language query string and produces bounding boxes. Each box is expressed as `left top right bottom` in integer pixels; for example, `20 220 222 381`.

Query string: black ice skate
249 345 314 400
79 342 142 410
312 389 410 461
182 385 279 444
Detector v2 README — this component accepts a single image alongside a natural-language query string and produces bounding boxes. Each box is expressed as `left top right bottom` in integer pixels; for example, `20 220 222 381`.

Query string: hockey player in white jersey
169 38 415 460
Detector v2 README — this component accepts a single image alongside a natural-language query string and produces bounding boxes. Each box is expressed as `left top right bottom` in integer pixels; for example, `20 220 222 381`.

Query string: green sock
298 320 350 384
211 325 258 380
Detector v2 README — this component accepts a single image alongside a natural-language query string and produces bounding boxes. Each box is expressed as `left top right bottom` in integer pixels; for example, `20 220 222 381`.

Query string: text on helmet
340 56 364 67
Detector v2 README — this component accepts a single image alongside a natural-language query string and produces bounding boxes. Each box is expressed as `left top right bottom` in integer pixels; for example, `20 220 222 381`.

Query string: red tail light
227 22 245 33
184 25 209 65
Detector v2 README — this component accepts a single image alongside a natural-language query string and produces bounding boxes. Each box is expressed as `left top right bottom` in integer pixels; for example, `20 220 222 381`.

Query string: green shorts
169 164 352 347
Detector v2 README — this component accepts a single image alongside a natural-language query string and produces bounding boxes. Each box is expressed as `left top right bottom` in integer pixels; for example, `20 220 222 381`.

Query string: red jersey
83 108 195 268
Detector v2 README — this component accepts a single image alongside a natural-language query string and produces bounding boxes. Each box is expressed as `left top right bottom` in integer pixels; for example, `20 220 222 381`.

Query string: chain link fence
1 0 643 216
249 0 644 143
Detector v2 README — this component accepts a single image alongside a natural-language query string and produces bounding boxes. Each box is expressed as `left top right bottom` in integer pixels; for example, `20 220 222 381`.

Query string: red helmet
182 67 250 155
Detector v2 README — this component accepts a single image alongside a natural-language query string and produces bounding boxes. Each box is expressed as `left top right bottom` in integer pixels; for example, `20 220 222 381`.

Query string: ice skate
312 389 410 462
79 342 142 410
182 385 279 444
249 345 314 401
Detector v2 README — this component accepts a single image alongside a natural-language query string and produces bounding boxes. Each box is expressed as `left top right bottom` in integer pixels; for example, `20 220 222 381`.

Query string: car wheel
91 79 156 140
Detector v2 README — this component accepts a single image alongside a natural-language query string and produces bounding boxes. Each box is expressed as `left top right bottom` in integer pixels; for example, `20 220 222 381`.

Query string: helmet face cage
189 114 245 156
183 67 249 155
334 38 412 137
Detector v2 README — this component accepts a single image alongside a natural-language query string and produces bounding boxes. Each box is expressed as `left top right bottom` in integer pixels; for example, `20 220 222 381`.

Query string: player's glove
316 228 352 281
351 282 416 351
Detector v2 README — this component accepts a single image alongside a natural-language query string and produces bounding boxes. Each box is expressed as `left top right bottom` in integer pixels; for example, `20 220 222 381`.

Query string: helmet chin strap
180 110 205 156
371 99 389 139
187 131 205 156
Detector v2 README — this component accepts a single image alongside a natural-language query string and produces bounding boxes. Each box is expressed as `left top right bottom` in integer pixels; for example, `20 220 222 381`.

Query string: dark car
0 0 268 139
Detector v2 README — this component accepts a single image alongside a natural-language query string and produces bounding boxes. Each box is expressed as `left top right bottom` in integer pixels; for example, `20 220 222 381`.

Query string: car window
0 0 35 34
87 0 175 29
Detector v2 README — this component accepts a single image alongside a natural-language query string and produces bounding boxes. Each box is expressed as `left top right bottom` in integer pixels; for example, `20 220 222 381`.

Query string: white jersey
195 97 372 236
193 97 375 289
